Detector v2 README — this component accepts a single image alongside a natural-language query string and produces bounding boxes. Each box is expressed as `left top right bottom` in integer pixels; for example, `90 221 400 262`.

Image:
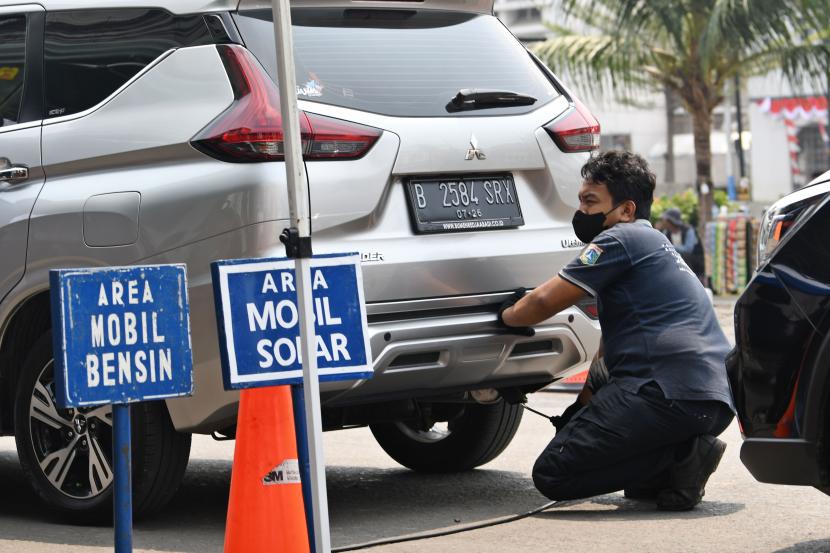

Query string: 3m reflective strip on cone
224 386 310 553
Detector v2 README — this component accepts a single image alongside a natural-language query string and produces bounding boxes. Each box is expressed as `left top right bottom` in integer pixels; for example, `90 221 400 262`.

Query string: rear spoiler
236 0 494 15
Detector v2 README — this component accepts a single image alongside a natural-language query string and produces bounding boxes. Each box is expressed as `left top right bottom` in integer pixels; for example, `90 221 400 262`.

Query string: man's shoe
624 470 669 501
623 486 660 500
657 435 726 511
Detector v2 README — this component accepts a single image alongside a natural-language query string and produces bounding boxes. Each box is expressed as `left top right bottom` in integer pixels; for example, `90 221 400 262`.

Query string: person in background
656 208 706 285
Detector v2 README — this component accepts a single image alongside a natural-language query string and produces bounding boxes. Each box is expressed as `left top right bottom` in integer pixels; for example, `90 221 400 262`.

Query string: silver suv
0 0 600 520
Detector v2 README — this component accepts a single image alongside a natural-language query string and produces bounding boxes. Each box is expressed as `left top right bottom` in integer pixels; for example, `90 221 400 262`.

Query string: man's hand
497 288 536 336
500 275 588 328
549 397 584 432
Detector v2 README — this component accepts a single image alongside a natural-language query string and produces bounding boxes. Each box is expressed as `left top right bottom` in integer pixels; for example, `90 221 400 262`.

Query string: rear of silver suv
0 0 600 521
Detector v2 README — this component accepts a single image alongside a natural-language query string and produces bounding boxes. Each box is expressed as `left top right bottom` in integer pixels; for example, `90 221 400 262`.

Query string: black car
728 172 830 493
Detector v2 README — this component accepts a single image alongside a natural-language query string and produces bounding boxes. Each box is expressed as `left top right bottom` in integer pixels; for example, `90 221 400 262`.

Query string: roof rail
237 0 494 15
35 0 237 13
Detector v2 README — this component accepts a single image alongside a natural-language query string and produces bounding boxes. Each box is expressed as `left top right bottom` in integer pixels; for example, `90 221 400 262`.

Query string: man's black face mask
571 203 624 244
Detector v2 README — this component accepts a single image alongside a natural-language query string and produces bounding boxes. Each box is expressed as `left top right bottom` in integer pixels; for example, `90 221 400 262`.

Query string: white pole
270 1 331 552
724 81 735 189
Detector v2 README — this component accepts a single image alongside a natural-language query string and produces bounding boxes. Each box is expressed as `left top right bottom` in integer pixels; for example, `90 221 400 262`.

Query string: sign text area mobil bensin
50 265 193 407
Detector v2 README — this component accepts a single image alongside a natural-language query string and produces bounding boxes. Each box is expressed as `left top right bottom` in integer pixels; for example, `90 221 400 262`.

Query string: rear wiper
446 89 537 112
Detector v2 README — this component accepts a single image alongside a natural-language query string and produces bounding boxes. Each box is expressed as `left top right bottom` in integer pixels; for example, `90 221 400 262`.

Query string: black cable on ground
332 403 566 551
332 498 576 552
520 403 553 420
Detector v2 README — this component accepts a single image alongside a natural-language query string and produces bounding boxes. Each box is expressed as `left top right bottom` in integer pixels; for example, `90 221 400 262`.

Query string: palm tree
534 0 830 227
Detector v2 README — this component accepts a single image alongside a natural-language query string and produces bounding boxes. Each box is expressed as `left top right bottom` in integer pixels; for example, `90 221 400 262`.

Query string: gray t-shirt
560 219 735 409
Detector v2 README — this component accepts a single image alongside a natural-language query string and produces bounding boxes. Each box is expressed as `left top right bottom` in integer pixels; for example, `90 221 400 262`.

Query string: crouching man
500 151 734 510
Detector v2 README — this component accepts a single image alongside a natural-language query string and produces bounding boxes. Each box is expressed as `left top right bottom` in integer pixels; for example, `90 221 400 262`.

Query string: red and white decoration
758 96 828 124
758 96 828 187
784 118 802 184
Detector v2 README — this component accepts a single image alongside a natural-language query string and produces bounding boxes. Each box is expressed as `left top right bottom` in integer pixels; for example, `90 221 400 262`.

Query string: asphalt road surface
0 301 828 553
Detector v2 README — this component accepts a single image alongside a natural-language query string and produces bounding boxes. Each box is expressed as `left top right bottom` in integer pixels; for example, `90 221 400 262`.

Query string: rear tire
13 331 191 523
370 400 523 472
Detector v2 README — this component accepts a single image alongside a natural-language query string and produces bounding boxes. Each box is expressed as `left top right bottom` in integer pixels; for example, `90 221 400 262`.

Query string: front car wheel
14 332 191 522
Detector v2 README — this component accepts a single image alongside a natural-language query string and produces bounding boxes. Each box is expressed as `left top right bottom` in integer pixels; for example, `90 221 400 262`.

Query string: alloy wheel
27 360 114 499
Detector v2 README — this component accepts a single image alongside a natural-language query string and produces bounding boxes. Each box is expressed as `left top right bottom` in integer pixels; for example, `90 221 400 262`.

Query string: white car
0 0 601 520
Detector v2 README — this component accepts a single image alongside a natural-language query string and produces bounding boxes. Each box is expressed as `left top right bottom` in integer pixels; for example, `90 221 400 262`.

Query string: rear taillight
543 98 600 153
303 112 381 159
192 45 380 162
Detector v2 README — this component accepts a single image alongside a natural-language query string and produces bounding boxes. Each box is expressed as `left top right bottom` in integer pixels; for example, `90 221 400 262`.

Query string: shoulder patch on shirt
579 244 603 265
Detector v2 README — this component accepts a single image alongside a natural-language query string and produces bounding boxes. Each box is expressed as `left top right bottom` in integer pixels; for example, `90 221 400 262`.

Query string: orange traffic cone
224 386 311 553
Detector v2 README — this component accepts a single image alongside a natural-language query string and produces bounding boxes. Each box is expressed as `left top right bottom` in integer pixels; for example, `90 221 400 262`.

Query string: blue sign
211 253 373 389
50 265 193 408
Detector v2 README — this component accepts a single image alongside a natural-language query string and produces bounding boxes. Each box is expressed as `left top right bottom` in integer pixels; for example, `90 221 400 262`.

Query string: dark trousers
532 381 733 501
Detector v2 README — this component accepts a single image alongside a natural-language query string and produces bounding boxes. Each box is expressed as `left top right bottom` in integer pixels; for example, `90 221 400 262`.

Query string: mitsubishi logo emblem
465 134 486 160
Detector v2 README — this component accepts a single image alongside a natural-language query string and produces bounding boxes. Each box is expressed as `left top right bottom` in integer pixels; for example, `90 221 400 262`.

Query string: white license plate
406 175 524 233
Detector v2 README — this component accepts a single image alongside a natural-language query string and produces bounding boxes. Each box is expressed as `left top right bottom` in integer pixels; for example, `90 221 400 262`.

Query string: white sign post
269 1 331 551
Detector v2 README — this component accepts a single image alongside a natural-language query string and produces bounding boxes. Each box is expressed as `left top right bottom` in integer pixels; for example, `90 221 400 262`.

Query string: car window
235 8 560 117
0 15 26 127
44 9 213 118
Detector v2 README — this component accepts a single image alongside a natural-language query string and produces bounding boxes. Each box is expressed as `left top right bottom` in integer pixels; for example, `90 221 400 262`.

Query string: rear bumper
167 291 600 433
325 298 598 407
740 437 826 487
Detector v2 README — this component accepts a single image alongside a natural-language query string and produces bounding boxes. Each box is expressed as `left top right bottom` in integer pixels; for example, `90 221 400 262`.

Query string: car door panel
0 7 45 303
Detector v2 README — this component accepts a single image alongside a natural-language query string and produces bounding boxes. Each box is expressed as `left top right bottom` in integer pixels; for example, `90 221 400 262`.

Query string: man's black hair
581 150 656 220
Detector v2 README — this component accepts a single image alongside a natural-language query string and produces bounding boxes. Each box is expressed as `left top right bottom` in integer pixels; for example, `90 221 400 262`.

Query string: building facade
748 72 829 203
495 0 826 206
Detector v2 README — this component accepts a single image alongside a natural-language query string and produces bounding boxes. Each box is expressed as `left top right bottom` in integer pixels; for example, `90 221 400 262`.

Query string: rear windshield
234 8 559 117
